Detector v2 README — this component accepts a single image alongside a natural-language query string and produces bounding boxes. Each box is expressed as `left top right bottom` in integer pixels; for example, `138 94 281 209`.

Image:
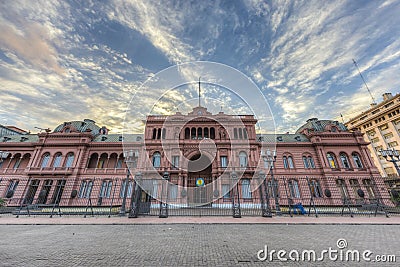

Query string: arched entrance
187 153 213 206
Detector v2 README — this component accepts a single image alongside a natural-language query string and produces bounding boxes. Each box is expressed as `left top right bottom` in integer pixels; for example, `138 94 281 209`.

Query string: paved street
0 223 398 266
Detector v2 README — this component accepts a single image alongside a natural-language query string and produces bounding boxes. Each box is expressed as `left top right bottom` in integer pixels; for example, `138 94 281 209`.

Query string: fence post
258 171 272 217
129 172 142 218
159 172 169 218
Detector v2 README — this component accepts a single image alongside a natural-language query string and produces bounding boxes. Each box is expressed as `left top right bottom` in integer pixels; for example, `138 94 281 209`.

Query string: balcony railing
26 167 74 175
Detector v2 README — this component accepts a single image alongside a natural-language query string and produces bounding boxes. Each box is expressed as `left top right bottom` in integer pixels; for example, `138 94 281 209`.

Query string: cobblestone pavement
0 224 398 266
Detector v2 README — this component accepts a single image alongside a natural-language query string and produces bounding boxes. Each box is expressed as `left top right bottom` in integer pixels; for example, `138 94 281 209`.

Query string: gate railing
0 176 398 217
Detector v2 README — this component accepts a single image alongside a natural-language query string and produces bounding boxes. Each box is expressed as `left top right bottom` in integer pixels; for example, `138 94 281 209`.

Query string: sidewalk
1 214 399 225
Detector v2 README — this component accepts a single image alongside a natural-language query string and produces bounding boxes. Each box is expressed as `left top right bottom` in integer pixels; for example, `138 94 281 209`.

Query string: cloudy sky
1 0 399 134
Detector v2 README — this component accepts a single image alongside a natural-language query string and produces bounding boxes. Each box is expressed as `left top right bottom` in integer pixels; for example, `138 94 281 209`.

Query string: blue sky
0 0 400 134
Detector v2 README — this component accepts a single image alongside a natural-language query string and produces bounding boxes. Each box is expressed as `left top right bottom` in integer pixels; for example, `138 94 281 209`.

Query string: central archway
187 153 213 206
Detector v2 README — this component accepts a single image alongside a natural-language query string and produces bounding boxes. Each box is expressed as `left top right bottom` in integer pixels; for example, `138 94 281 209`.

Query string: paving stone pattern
0 224 398 266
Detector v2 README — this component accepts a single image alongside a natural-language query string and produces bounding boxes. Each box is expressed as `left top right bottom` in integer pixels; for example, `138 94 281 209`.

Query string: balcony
26 167 74 175
82 168 128 175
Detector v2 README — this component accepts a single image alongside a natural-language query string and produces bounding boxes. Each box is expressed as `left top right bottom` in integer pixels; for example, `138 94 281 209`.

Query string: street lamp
379 148 400 176
262 149 281 216
119 149 138 216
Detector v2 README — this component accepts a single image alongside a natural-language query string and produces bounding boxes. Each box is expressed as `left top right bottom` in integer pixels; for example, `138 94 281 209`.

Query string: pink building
0 107 392 217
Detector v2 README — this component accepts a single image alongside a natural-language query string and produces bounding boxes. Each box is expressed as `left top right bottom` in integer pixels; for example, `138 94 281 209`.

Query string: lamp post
262 149 281 216
379 148 400 176
119 149 138 216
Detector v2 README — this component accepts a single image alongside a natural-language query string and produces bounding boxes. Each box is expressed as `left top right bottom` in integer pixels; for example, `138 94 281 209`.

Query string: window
152 128 157 139
78 180 93 198
115 158 123 169
349 179 361 199
222 184 231 200
5 180 19 198
239 152 247 168
283 156 294 169
309 179 322 198
303 156 309 168
13 157 22 169
362 179 376 199
37 180 53 204
288 180 301 198
168 183 178 200
51 180 66 204
24 179 40 204
65 153 74 168
388 141 398 148
308 157 315 168
191 128 196 139
352 153 363 169
162 128 166 139
336 179 349 200
204 128 209 138
379 124 389 131
234 128 238 139
267 180 276 198
172 156 179 169
220 156 228 168
283 156 288 169
53 153 62 168
197 127 202 139
370 137 379 143
210 127 215 139
41 153 50 168
238 128 243 139
326 153 337 169
384 133 393 139
340 153 351 169
153 152 161 168
287 156 294 169
243 128 248 139
184 128 190 139
241 179 252 199
120 179 133 198
99 180 113 198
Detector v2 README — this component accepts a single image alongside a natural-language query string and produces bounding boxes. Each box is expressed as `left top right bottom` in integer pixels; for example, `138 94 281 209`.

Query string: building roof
0 125 27 137
295 118 347 134
53 119 101 134
1 134 38 143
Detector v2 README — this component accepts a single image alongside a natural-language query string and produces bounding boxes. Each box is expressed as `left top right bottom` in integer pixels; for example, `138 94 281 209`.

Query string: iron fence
0 175 399 218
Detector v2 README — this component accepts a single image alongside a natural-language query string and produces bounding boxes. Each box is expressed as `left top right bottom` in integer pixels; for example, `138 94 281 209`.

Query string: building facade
0 107 392 216
346 93 400 195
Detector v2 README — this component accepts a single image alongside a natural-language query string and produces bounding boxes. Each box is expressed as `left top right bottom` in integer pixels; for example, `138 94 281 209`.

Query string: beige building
346 92 400 178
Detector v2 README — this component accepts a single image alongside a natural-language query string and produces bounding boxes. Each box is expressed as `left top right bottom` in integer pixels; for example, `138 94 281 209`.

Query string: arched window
234 128 238 139
303 156 309 168
41 153 50 168
352 153 363 169
238 128 243 139
288 179 301 198
99 180 113 198
336 179 349 200
78 180 93 198
197 127 202 139
53 153 62 168
241 179 252 199
191 127 196 139
157 128 161 139
243 128 248 139
210 127 215 139
185 128 190 139
239 152 247 168
204 127 209 138
152 128 157 139
283 156 288 169
65 153 74 168
309 179 322 198
308 157 315 168
340 153 351 169
153 152 161 168
326 153 338 169
287 156 294 169
162 128 166 139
